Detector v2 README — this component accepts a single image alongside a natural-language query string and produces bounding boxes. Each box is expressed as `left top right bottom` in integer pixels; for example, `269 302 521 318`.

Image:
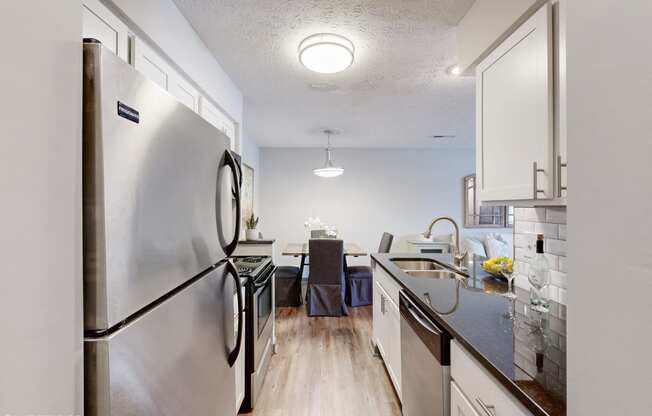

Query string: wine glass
500 262 517 320
500 264 517 300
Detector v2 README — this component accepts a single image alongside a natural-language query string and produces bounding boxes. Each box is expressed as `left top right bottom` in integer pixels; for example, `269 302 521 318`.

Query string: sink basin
405 270 466 281
391 258 466 282
391 259 447 271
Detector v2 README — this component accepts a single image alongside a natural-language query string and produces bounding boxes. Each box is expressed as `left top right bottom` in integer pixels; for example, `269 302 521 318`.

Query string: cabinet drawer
451 380 480 416
373 265 401 306
451 341 532 416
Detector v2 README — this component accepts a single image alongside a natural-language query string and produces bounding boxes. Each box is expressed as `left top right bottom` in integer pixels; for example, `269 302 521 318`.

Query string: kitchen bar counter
371 253 566 416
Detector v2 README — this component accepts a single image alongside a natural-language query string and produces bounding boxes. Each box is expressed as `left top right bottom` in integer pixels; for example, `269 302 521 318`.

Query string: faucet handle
454 250 468 268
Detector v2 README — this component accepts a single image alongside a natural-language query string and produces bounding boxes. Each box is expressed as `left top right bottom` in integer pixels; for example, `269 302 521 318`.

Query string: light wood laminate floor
241 306 401 416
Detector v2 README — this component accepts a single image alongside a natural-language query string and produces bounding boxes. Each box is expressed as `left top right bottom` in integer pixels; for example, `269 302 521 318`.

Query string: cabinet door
386 297 402 398
133 39 200 112
169 77 200 113
372 280 387 359
82 0 130 62
199 96 236 151
133 40 169 90
553 0 567 199
451 381 480 416
476 4 553 202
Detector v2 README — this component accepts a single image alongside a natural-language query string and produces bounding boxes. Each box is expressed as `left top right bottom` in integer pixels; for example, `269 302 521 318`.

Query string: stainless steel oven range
232 256 275 411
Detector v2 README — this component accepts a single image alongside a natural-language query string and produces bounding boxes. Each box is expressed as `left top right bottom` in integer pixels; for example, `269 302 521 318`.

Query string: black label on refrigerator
117 101 139 124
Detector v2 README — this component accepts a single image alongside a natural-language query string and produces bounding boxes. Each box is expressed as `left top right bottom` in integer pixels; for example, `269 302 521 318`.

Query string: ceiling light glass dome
314 130 344 178
299 33 354 74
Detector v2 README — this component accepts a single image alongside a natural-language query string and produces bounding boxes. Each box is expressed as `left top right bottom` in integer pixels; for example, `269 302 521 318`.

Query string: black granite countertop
372 252 566 416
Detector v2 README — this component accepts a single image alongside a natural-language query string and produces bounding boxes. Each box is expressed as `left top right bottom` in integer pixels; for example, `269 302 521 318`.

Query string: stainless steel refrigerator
82 40 243 416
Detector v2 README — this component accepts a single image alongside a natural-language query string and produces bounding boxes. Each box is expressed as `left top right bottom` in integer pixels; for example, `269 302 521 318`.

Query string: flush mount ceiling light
299 33 354 74
314 129 344 178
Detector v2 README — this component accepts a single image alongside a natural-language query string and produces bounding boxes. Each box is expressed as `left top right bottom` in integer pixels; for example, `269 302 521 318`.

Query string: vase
245 229 258 241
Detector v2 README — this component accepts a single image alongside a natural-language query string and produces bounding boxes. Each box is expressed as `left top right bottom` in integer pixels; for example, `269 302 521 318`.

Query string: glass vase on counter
528 234 550 312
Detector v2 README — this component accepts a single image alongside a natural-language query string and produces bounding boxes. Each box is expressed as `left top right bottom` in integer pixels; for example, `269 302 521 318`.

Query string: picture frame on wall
241 162 254 229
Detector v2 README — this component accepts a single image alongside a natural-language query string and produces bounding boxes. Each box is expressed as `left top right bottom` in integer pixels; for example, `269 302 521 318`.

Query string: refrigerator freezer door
85 263 238 415
83 42 240 331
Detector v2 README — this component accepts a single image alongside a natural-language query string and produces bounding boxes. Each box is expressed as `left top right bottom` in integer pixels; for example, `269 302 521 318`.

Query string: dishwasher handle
400 291 451 365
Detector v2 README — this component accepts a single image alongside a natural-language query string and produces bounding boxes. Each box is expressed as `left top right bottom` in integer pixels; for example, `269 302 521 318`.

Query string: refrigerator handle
222 259 243 367
220 150 241 257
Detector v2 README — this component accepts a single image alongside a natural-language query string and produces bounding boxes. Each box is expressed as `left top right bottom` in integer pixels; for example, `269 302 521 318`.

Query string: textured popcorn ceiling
173 0 476 148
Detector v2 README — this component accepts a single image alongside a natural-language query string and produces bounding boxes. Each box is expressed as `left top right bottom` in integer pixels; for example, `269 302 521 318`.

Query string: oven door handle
222 259 243 367
253 270 274 290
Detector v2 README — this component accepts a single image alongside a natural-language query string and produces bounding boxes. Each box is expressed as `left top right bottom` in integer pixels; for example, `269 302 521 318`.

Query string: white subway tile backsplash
547 285 560 304
550 270 568 289
514 221 535 234
558 225 567 241
546 207 567 224
534 222 559 238
513 206 568 307
514 233 534 249
514 207 546 222
515 274 530 291
559 257 567 273
514 261 529 275
546 239 567 257
515 247 532 261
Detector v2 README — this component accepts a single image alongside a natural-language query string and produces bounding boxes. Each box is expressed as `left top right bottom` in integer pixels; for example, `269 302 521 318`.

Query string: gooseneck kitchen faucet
423 216 467 268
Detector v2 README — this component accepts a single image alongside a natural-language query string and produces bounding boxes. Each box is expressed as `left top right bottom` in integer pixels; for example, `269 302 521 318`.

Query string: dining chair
306 239 348 317
345 232 394 307
275 266 302 307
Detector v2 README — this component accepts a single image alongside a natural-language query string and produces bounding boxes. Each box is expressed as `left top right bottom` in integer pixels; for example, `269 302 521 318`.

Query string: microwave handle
222 259 243 367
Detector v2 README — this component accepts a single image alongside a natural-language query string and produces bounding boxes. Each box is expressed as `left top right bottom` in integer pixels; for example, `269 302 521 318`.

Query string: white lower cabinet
451 381 480 416
451 340 532 416
372 271 402 400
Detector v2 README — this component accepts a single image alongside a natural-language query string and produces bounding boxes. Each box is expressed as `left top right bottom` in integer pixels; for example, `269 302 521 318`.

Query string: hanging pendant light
314 130 344 178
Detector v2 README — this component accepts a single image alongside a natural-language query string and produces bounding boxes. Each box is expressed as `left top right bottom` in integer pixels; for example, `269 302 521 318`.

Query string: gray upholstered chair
275 266 302 307
346 232 394 307
305 239 348 317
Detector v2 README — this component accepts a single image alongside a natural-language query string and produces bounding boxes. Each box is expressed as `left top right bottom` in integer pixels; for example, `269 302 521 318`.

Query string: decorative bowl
481 256 513 280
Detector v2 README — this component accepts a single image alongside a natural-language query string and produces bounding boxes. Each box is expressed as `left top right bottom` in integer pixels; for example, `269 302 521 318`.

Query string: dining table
282 242 368 280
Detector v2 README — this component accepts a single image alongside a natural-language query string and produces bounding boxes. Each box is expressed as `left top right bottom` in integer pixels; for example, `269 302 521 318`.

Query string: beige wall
567 1 652 414
0 1 83 414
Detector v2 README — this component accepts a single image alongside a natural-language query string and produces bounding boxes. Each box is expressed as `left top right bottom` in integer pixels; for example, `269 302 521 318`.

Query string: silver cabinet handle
557 155 567 197
533 161 546 199
475 398 496 416
380 293 386 314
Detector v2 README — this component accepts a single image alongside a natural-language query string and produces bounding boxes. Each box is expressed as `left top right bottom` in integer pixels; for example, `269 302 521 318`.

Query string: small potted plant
245 213 259 241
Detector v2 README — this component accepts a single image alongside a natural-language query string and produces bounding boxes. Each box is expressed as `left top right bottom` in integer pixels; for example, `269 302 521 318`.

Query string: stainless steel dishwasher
400 291 452 416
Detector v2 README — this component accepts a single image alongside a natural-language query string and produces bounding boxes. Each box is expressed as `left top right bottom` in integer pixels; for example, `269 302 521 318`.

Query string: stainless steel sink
391 259 466 282
405 270 467 282
391 259 447 271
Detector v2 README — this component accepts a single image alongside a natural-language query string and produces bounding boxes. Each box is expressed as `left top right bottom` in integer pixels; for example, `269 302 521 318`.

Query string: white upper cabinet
199 97 237 150
82 0 130 62
476 3 553 203
82 0 241 154
133 41 200 113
